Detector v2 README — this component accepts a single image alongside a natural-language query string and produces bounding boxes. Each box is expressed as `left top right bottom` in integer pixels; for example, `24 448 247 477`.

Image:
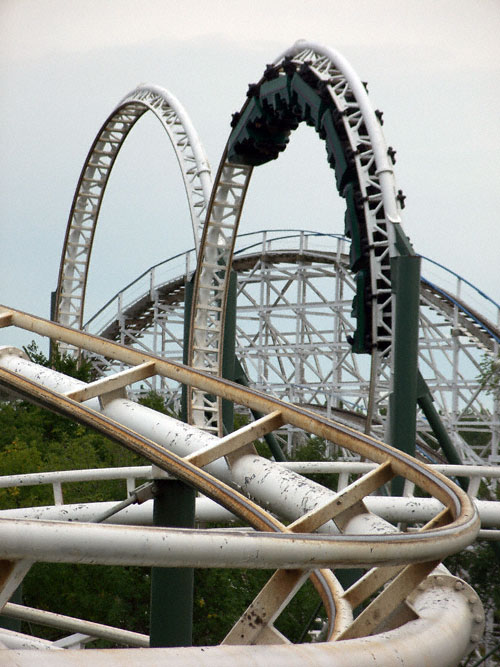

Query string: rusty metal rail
0 304 484 661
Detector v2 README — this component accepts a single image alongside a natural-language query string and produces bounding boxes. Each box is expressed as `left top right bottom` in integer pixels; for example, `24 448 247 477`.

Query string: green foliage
193 568 270 645
478 354 500 398
23 341 96 383
138 390 172 415
22 564 151 645
445 541 500 663
0 341 151 644
0 396 147 510
289 435 339 491
193 568 321 645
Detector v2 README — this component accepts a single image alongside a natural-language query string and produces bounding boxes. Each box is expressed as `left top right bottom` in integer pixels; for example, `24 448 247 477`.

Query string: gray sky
1 0 499 350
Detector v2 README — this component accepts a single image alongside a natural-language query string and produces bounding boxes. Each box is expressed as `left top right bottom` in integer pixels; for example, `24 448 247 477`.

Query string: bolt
454 580 464 591
470 634 480 643
474 615 483 624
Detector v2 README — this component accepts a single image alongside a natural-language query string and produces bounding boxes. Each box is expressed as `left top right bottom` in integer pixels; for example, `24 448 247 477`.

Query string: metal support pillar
221 271 237 434
149 480 195 647
416 372 468 492
150 274 195 648
389 255 421 495
183 271 236 434
181 276 194 424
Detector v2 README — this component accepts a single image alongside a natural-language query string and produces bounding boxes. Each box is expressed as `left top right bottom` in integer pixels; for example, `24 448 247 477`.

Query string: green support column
149 480 195 647
221 271 237 434
181 276 194 424
150 274 196 648
416 372 467 489
389 254 421 495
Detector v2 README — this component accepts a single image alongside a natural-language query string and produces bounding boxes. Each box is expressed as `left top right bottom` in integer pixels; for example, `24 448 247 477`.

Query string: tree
1 343 151 644
478 354 500 399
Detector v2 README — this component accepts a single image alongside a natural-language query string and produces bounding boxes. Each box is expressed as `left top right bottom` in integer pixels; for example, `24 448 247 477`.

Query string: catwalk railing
81 230 500 467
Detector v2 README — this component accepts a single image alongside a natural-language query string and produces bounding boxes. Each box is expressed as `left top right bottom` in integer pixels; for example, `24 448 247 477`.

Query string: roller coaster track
54 84 212 333
3 39 499 662
0 307 485 664
91 244 500 357
83 231 500 465
187 40 410 435
52 40 499 463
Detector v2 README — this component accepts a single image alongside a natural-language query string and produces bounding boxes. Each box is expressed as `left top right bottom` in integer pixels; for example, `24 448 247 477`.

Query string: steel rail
91 243 499 353
86 236 498 465
2 496 499 533
2 463 498 495
94 247 350 342
1 602 150 648
421 278 500 347
0 305 479 563
54 85 212 333
83 230 499 342
0 305 484 656
0 577 482 666
186 41 410 435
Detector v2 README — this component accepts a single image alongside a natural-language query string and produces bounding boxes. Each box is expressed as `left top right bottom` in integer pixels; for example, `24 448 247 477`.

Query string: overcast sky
1 0 499 351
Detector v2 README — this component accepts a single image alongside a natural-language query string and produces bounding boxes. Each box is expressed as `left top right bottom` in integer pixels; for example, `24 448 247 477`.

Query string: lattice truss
85 232 500 466
281 47 395 353
184 42 409 437
56 85 211 333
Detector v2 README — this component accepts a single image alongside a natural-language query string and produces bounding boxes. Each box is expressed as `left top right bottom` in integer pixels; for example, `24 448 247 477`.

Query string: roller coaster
0 40 499 665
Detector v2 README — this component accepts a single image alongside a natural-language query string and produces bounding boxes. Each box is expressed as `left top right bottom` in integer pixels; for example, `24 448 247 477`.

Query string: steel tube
275 40 403 232
0 334 477 517
1 461 499 491
0 499 236 525
0 336 480 566
0 582 477 665
1 603 149 648
0 517 479 569
1 497 498 530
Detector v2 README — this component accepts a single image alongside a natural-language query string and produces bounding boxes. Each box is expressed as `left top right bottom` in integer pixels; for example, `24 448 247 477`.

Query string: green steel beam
149 480 195 647
389 254 421 495
416 372 467 491
221 271 237 434
149 274 196 648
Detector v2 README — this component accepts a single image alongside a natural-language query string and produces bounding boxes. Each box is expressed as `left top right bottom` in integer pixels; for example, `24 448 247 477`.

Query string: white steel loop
276 41 402 229
188 42 407 435
54 85 212 335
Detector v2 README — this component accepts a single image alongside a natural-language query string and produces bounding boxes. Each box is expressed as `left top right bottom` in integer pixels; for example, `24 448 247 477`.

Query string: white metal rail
0 306 485 665
82 230 500 465
54 85 212 333
186 41 411 436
